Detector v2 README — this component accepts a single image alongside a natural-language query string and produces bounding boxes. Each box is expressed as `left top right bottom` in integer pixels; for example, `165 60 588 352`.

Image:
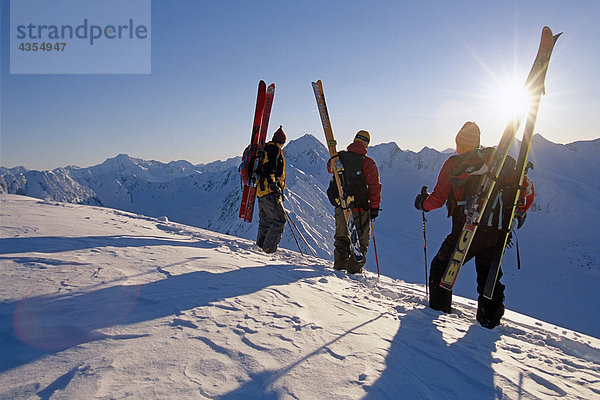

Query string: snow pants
333 207 371 274
428 222 506 329
257 193 286 253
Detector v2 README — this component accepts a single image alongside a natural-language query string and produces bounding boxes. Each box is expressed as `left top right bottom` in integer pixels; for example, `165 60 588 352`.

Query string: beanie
273 125 286 144
455 122 480 149
354 130 370 147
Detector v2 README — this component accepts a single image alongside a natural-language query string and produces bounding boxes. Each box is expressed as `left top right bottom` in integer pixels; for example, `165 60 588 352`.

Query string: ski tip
553 32 563 43
542 26 562 44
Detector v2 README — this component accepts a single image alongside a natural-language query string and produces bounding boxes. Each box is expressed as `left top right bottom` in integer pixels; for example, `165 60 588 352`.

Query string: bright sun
489 80 532 121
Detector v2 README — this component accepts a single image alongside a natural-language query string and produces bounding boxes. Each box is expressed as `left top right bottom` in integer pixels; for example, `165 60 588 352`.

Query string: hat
455 122 480 149
354 130 370 147
273 125 286 144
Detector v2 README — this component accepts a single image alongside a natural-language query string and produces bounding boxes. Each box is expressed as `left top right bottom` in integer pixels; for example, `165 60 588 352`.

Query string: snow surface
1 195 599 399
1 134 599 338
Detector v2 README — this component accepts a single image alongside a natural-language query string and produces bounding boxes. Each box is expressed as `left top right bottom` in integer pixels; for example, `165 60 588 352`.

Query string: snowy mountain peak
284 134 328 158
370 141 401 155
108 153 141 164
94 153 146 173
285 133 324 149
531 133 563 150
283 134 330 178
0 166 29 174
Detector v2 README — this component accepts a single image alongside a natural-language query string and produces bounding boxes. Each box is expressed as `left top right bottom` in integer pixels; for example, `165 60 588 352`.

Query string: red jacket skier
327 130 382 273
415 121 534 329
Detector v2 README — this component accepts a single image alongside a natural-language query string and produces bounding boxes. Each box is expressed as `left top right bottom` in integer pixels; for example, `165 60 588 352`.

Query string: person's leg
262 194 287 253
333 207 350 270
428 234 456 313
256 196 269 249
475 249 505 329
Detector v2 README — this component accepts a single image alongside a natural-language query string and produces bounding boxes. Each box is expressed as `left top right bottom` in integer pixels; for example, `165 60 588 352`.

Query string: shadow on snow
0 235 326 374
362 307 502 399
0 234 219 255
218 307 502 400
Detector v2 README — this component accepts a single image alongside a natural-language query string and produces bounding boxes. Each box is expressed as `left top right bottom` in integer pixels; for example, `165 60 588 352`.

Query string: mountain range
1 134 599 337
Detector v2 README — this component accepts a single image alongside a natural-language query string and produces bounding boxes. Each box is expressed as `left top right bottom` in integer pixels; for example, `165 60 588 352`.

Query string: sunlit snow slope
1 195 598 399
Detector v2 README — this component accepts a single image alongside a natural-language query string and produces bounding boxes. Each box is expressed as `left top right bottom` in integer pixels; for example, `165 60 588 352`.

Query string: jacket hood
347 141 367 155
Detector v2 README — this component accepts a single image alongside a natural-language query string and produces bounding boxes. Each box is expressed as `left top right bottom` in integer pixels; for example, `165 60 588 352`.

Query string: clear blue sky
1 0 599 170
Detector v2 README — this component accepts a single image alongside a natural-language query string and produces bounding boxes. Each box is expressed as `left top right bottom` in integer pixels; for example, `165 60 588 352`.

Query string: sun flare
489 80 532 121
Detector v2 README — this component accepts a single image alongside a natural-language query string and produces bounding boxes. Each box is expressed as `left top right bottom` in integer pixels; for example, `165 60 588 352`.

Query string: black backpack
327 151 369 210
447 148 515 232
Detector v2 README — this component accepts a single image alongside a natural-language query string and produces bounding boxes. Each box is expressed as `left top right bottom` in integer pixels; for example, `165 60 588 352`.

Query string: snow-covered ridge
1 134 599 337
0 195 598 399
4 133 595 224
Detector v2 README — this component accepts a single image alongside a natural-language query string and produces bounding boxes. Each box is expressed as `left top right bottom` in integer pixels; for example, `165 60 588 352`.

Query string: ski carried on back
483 27 561 299
239 81 275 222
239 81 266 221
312 80 364 262
440 26 560 291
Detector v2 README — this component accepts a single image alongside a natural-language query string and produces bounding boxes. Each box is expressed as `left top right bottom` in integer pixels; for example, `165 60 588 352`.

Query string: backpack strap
446 149 490 218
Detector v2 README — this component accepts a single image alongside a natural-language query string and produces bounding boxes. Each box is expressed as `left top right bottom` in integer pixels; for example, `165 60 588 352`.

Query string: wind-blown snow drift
0 195 599 399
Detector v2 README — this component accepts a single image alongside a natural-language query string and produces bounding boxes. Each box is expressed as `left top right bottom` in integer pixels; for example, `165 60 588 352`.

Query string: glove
269 181 281 197
516 210 527 229
414 185 429 211
370 207 380 220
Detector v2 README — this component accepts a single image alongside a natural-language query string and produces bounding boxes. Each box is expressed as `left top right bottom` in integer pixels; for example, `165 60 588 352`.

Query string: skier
256 126 287 253
414 121 534 329
327 130 382 273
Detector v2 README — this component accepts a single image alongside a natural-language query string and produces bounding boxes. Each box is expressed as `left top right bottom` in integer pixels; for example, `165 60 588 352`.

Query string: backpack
447 147 516 232
239 145 261 186
327 151 369 210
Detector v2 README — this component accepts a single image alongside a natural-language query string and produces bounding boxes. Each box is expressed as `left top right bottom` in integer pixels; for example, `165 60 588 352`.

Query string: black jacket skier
256 126 287 253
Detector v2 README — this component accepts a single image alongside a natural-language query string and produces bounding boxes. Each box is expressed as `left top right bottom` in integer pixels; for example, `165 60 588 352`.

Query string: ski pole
419 185 429 297
290 217 317 257
284 207 317 257
282 206 303 255
422 210 429 297
370 218 380 278
280 201 317 257
514 230 522 270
